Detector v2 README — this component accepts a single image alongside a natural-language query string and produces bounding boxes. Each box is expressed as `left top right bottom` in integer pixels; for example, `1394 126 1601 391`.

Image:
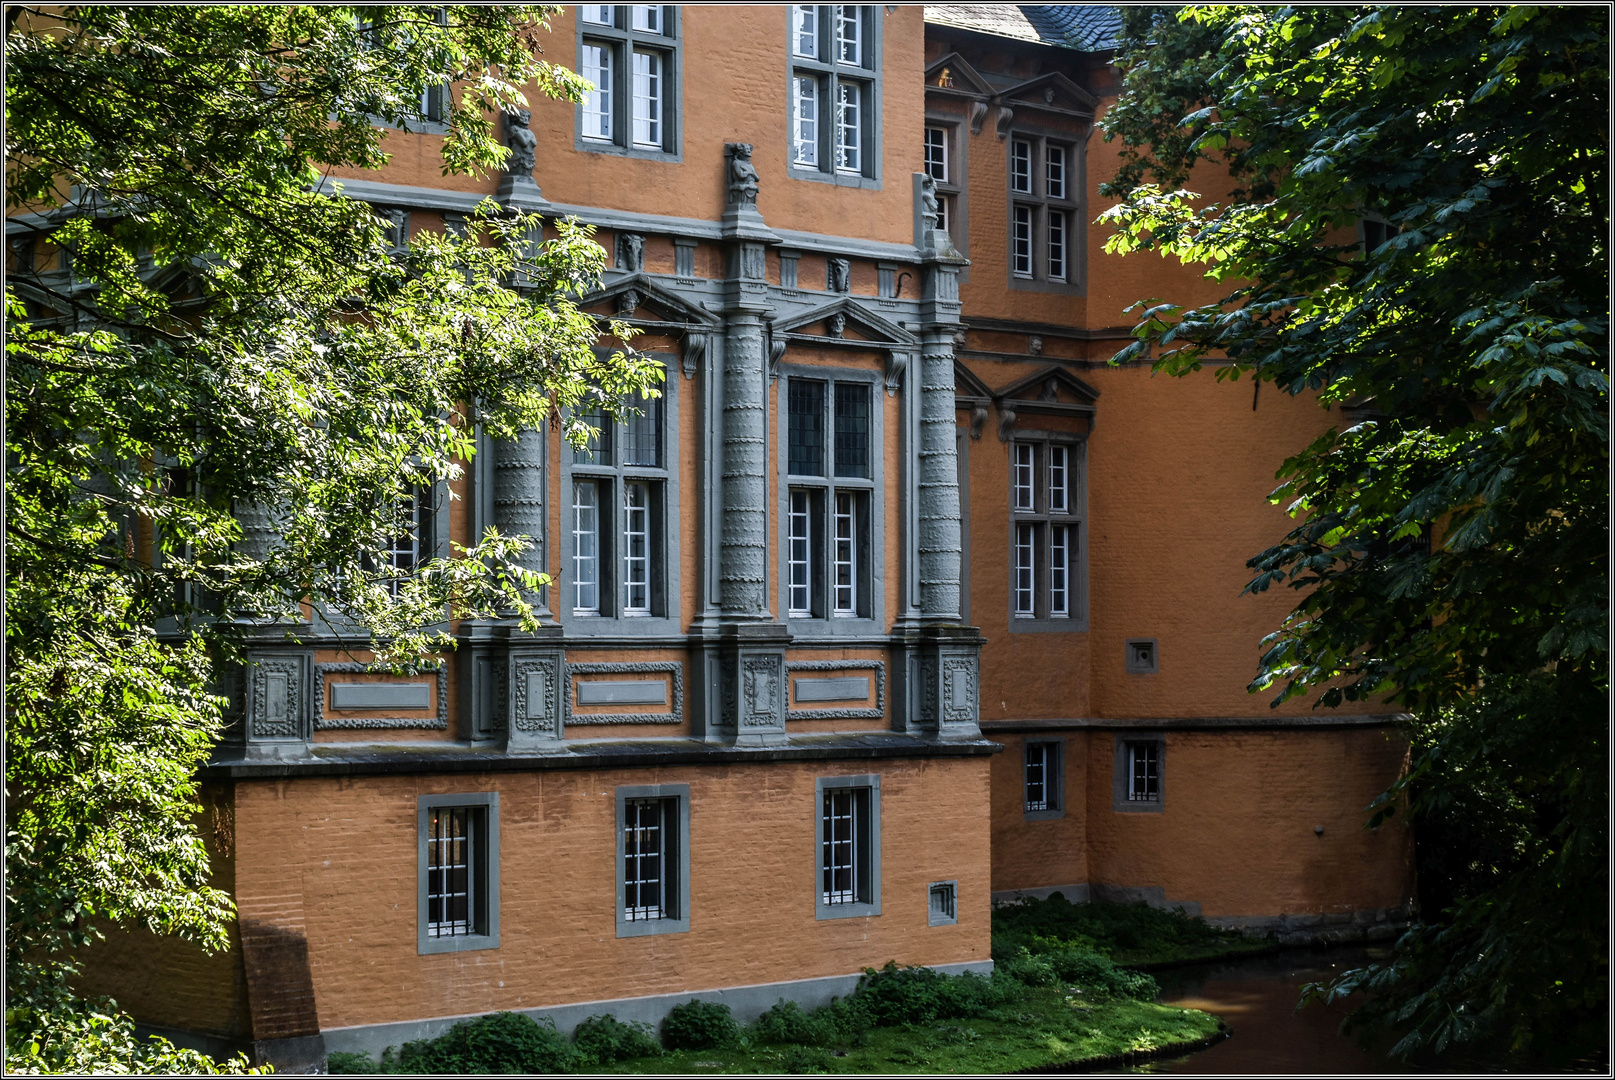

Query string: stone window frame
417 791 500 954
928 880 959 926
785 5 884 190
1006 432 1089 633
557 368 681 636
1112 733 1166 814
815 773 882 921
1004 126 1085 295
1023 737 1065 821
776 363 886 637
575 5 684 162
615 782 691 938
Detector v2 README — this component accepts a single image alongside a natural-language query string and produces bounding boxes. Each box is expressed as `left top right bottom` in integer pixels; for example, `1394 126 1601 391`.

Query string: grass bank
330 902 1262 1075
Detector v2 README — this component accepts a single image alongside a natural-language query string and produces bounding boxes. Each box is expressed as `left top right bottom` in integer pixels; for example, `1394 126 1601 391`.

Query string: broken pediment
990 364 1100 441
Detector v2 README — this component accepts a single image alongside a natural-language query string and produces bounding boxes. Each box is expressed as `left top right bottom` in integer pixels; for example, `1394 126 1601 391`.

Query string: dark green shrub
571 1013 661 1066
660 1000 738 1051
326 1050 377 1074
997 946 1059 987
751 1000 819 1045
781 1044 836 1074
992 895 1238 962
1043 944 1159 999
854 962 952 1025
936 969 1016 1015
397 1011 574 1075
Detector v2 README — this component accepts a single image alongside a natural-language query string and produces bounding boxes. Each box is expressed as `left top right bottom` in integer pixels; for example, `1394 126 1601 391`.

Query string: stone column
718 311 769 618
917 331 963 623
492 427 548 612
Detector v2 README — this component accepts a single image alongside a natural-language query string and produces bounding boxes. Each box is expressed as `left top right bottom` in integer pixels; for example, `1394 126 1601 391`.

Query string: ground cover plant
993 893 1276 969
329 953 1224 1075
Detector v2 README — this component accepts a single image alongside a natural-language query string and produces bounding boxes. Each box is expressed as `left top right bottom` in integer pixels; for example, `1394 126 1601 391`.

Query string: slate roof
924 5 1122 52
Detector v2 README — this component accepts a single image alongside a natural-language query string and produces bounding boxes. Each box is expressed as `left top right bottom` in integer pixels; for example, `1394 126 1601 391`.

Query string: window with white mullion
924 127 948 182
630 5 662 32
1014 522 1038 617
1010 437 1083 625
1011 139 1032 193
836 4 861 64
788 490 814 617
631 50 662 146
582 5 616 26
1048 210 1067 281
793 75 820 166
1049 445 1068 512
834 81 861 173
572 481 601 614
1045 144 1066 199
623 481 650 614
1012 205 1034 279
793 5 819 57
1129 741 1160 802
788 6 876 180
1050 525 1070 618
1013 443 1036 510
833 492 857 615
1025 743 1049 811
580 8 677 156
821 788 860 904
786 375 873 622
426 806 473 938
582 43 614 140
1009 132 1080 287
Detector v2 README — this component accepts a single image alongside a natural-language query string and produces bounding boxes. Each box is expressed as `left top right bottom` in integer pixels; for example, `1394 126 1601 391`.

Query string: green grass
993 894 1279 969
594 989 1222 1075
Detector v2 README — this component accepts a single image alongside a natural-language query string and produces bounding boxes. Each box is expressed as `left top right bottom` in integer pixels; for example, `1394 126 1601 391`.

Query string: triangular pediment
925 53 995 98
994 364 1101 406
954 362 995 402
580 272 722 327
772 296 918 347
1000 72 1098 115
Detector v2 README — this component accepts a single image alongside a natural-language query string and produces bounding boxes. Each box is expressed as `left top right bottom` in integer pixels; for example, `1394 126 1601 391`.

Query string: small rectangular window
1048 211 1067 281
1049 445 1068 512
924 126 948 182
630 5 663 32
832 492 859 616
623 797 674 919
582 44 614 141
788 489 817 617
1025 742 1049 811
836 4 862 65
793 75 820 166
425 805 475 937
631 51 663 147
582 5 616 26
1012 443 1036 510
1045 144 1066 200
1014 522 1037 617
788 379 826 475
821 786 871 905
833 382 870 479
573 481 601 614
835 81 862 173
793 5 819 58
936 195 949 235
622 396 662 467
1050 525 1069 618
1012 205 1034 278
1011 139 1032 194
419 793 498 954
1128 741 1160 802
622 481 650 614
928 881 957 926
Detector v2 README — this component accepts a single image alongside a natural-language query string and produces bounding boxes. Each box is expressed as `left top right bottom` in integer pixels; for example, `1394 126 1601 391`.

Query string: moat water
1095 946 1604 1075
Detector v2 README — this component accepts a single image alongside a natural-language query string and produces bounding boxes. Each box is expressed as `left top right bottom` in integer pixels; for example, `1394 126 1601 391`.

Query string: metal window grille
788 490 814 616
835 81 862 173
1045 144 1066 200
623 797 671 920
623 481 650 613
1048 210 1067 281
622 397 661 466
833 382 870 478
572 481 600 613
1025 742 1049 811
426 807 475 937
924 127 948 182
793 75 820 165
1014 522 1037 616
582 5 615 25
788 379 825 475
1048 445 1068 512
1012 205 1034 278
836 4 861 65
582 44 613 140
1050 525 1069 617
794 5 819 58
1128 742 1160 801
630 4 662 32
833 492 857 615
1011 139 1032 193
821 787 867 905
632 50 663 147
1012 443 1035 510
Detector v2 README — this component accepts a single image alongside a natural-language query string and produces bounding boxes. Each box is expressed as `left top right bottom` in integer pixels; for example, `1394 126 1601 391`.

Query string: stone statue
726 142 760 206
504 109 537 177
920 175 940 234
828 257 851 293
828 312 847 338
618 232 645 273
617 288 642 316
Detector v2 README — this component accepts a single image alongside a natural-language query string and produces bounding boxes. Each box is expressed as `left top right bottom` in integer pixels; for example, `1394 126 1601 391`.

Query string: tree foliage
5 5 659 1071
1099 4 1607 1061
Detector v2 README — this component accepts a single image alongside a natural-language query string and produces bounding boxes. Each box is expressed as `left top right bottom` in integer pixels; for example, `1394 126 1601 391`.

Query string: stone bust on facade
920 174 940 233
504 108 538 177
727 142 760 206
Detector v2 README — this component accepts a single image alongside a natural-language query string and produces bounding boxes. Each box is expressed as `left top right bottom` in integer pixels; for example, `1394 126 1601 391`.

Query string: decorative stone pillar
241 651 312 756
917 331 963 623
492 427 548 611
718 312 770 619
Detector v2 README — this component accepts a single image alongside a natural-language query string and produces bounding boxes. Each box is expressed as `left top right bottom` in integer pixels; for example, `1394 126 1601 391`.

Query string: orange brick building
53 5 1414 1070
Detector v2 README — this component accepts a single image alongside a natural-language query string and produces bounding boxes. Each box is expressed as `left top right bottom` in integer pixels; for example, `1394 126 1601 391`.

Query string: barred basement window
579 6 680 157
788 6 880 182
616 784 689 936
1024 739 1064 819
1127 741 1160 802
418 792 499 954
816 778 879 917
786 375 874 622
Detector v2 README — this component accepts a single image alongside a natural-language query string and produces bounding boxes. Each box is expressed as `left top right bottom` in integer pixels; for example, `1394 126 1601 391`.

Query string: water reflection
1106 946 1401 1075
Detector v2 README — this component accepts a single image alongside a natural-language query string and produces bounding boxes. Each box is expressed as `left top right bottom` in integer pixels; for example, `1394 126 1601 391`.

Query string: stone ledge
979 713 1407 733
203 732 1002 780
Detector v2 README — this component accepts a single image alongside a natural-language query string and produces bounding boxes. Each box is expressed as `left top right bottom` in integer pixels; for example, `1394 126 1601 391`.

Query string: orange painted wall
989 733 1089 893
232 756 991 1030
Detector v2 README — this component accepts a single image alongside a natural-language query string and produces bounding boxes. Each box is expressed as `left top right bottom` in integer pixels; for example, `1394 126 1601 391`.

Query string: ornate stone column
917 331 963 623
493 427 548 612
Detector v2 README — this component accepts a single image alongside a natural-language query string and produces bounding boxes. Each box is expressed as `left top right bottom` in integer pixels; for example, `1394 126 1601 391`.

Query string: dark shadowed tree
1099 4 1607 1062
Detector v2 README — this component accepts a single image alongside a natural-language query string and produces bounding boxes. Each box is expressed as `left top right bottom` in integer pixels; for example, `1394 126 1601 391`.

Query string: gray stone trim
786 659 886 720
814 773 882 920
572 8 684 163
1113 733 1165 814
916 334 963 621
977 714 1408 732
244 652 312 744
417 791 500 955
314 662 448 730
927 880 959 927
564 661 684 725
1207 906 1414 946
319 960 995 1056
1125 638 1159 674
615 783 691 938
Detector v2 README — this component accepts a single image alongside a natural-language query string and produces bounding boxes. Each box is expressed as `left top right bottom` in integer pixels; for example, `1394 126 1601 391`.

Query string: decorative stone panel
313 662 447 731
564 661 684 726
786 660 886 721
507 649 564 749
244 652 311 744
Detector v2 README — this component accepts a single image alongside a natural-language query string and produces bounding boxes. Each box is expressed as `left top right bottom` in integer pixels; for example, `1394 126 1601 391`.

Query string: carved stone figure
726 142 760 206
920 175 940 234
617 288 642 316
503 109 538 177
1038 377 1060 402
827 312 847 338
617 232 645 272
1028 335 1043 356
828 258 851 293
